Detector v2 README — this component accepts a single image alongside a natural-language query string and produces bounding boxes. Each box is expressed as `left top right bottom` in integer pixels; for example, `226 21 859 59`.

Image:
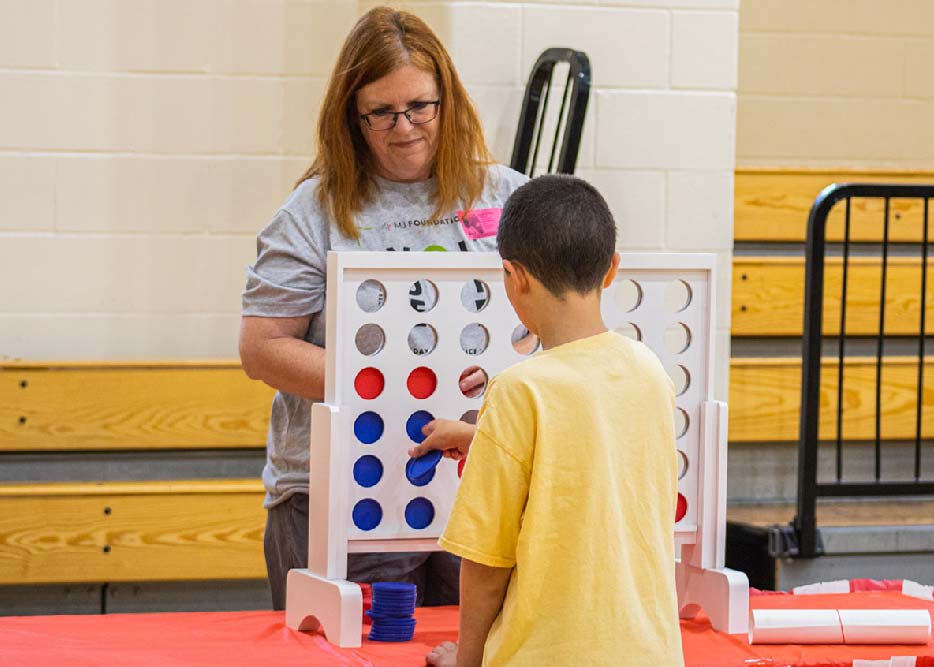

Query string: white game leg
285 568 363 647
676 562 749 635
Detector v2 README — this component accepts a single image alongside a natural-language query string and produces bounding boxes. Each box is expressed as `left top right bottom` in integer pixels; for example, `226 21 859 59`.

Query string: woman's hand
407 419 475 460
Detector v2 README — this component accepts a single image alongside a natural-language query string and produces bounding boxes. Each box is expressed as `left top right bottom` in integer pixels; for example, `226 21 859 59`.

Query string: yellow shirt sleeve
439 379 532 569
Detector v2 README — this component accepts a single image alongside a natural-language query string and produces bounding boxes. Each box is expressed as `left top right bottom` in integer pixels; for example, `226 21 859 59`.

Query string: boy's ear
602 252 621 289
503 259 531 293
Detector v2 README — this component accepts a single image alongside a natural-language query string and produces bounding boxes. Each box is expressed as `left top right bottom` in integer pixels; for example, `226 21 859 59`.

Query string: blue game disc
405 410 434 444
353 455 383 488
372 582 417 595
354 411 384 444
368 631 415 642
405 450 442 485
404 497 435 530
352 499 382 531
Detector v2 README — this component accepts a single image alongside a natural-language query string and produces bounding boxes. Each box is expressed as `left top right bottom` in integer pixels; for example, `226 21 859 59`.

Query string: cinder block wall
738 0 934 169
0 0 738 402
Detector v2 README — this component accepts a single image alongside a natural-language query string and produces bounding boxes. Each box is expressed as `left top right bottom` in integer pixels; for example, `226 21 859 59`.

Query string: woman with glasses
239 7 527 611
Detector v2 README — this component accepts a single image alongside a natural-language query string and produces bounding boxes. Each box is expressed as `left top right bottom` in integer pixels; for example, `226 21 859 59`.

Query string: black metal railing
795 183 934 557
510 48 590 177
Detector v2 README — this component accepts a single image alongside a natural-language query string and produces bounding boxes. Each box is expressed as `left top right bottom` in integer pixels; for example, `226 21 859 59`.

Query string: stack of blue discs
367 582 417 642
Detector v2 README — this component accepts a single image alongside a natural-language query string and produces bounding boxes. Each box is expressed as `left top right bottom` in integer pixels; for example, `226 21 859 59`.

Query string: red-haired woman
239 6 527 610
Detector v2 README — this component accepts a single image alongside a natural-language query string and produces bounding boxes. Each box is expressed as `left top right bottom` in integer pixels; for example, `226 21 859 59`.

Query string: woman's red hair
297 7 493 238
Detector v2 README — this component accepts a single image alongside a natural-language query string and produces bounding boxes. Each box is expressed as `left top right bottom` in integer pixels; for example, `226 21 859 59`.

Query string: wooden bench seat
0 479 266 585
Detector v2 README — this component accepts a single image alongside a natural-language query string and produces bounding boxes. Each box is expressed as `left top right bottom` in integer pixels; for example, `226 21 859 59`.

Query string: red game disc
406 366 437 399
675 492 688 522
354 367 385 400
457 457 466 478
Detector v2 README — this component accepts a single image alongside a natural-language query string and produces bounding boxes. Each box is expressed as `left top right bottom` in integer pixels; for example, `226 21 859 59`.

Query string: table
2 592 932 667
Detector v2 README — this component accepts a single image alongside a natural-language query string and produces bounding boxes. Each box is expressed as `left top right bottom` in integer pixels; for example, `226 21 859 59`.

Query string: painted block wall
0 0 738 401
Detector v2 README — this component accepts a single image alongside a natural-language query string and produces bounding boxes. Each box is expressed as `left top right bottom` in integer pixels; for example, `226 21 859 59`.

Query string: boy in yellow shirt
412 174 684 667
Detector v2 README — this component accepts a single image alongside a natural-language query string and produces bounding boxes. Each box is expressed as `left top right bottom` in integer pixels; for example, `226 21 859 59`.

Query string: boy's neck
532 290 608 351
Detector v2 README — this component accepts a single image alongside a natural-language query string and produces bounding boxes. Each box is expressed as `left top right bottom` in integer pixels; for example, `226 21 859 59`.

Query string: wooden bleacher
2 168 932 598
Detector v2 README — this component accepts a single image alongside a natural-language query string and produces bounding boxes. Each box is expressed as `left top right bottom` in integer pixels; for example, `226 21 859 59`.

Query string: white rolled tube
749 609 843 644
839 609 932 645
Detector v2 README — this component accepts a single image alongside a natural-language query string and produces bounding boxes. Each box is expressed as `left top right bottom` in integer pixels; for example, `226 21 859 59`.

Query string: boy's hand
425 640 458 667
408 419 475 460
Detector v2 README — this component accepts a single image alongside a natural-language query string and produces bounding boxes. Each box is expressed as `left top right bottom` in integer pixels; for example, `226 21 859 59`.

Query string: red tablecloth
1 592 932 667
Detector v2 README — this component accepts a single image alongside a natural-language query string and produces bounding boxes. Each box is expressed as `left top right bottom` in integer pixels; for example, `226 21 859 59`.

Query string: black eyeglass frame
358 100 441 131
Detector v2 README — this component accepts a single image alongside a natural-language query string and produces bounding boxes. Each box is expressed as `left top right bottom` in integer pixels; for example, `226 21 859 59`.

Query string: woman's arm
239 315 327 401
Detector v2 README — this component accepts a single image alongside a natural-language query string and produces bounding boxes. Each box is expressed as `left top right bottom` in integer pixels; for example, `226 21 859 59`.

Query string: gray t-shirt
242 164 528 508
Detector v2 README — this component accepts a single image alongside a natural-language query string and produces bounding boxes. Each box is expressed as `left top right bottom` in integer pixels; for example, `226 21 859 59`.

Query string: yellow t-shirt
439 331 683 667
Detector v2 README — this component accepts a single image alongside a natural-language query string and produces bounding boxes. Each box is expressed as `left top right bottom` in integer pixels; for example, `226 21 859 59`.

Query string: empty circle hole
404 497 435 530
614 322 641 342
665 280 693 312
409 279 439 313
354 411 384 444
355 323 386 356
459 410 479 425
667 365 690 396
406 410 435 444
460 279 491 313
677 451 688 480
356 280 386 313
460 323 490 355
408 323 438 356
407 367 437 400
664 323 692 355
674 407 690 438
511 325 540 355
352 499 382 531
615 280 643 312
354 367 385 400
675 493 688 523
459 366 489 398
353 455 383 488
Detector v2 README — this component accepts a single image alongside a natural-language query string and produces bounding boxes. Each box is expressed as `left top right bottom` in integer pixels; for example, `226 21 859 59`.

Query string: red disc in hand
354 367 384 400
457 457 466 478
675 493 688 523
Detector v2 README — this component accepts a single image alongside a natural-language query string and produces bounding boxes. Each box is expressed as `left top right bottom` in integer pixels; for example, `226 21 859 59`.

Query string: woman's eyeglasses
359 100 441 131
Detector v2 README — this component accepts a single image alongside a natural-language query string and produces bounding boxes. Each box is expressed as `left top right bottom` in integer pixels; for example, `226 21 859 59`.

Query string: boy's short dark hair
497 174 617 296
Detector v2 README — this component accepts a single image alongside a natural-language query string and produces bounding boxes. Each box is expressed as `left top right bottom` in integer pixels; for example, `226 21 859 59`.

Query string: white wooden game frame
286 251 749 646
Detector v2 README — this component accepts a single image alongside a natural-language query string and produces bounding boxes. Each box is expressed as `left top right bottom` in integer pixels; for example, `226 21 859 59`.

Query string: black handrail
510 48 591 177
795 183 934 558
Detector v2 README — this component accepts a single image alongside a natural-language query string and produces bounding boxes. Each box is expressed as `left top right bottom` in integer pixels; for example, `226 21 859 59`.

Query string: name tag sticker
459 208 502 240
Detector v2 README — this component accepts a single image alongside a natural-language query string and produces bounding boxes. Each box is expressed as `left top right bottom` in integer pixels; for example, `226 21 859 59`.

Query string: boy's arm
457 558 512 667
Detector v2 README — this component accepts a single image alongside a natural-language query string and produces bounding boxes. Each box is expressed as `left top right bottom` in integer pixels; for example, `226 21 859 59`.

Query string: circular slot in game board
674 407 690 438
404 497 435 530
677 450 689 480
354 411 385 444
407 367 437 399
664 322 692 355
408 323 438 356
667 365 691 397
409 279 439 313
356 280 386 313
664 279 693 313
459 366 489 398
460 279 491 313
353 498 383 531
511 325 540 355
355 323 386 356
353 455 384 488
460 409 479 425
675 493 688 523
614 322 642 342
355 367 385 400
460 323 490 356
615 279 643 312
405 410 434 444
